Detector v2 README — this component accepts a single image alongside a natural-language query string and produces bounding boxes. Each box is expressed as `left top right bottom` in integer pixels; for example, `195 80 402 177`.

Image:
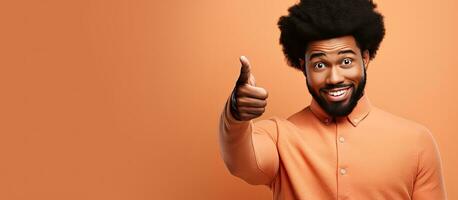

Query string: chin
319 92 359 117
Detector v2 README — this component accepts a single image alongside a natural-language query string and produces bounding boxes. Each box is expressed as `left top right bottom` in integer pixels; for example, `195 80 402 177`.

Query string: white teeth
329 89 346 96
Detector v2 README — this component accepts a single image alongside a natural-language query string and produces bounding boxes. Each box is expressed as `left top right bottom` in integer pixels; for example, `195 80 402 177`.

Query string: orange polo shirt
218 94 447 199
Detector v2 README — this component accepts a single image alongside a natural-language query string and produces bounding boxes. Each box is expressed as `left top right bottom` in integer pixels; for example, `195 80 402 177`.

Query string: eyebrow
308 49 356 61
338 49 356 55
309 52 326 61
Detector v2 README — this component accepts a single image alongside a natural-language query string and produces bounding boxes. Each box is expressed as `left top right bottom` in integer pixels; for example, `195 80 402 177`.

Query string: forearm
218 96 273 185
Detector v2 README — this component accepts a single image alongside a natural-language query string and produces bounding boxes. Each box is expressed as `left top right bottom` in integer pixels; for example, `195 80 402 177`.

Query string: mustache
321 83 353 91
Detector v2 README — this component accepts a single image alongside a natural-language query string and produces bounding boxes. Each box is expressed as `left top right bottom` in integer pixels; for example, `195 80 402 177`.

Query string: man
218 0 447 199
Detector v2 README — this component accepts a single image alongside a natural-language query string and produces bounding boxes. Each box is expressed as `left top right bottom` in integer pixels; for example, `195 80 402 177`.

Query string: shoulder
252 116 282 141
286 107 309 123
369 106 435 143
252 110 306 141
253 116 280 128
370 106 429 132
253 106 309 128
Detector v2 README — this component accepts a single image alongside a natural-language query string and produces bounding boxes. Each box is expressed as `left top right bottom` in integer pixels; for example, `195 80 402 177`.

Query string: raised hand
230 56 269 121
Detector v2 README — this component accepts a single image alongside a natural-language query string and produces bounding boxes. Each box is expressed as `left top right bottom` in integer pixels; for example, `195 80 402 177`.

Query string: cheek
343 67 363 82
306 74 326 90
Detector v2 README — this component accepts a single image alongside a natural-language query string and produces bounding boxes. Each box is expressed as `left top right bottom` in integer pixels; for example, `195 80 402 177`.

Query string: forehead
306 35 359 56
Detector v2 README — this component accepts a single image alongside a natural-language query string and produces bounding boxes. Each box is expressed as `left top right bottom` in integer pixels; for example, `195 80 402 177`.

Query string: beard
306 67 366 117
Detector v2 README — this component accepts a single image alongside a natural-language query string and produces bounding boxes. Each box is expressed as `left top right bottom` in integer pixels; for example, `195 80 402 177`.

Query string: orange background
0 0 457 199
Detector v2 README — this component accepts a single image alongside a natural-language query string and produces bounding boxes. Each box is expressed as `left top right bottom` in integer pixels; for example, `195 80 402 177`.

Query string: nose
326 66 344 85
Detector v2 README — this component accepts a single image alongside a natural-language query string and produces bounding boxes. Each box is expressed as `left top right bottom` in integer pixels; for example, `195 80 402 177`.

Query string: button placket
339 168 347 175
339 136 345 143
338 134 346 176
335 118 350 199
338 136 347 176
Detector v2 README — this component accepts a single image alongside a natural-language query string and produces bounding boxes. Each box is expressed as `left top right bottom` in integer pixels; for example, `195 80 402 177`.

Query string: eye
314 62 326 69
342 58 352 65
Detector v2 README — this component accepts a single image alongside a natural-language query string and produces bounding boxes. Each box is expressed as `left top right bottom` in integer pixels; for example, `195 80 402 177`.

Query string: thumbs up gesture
230 56 269 121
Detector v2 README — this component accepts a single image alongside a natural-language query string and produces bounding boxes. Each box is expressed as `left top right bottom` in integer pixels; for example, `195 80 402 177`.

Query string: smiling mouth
322 86 352 102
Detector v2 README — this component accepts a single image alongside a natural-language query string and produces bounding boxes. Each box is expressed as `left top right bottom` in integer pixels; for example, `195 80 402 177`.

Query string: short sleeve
412 128 447 199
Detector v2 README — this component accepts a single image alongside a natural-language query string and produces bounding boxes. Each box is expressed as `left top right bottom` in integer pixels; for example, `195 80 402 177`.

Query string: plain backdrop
0 0 457 199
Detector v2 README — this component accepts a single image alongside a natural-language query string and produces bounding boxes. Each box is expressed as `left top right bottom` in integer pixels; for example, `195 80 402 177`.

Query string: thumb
237 56 256 86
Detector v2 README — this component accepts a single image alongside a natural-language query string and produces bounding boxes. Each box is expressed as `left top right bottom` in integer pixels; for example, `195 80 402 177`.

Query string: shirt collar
309 93 372 127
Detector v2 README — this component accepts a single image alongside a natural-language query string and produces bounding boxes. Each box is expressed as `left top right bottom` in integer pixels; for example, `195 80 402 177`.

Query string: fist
230 56 269 121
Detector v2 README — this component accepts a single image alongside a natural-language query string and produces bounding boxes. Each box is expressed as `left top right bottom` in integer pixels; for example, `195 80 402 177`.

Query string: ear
299 58 307 77
362 50 370 70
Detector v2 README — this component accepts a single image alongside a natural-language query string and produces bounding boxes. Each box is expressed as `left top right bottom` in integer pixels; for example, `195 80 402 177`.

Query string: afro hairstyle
277 0 385 71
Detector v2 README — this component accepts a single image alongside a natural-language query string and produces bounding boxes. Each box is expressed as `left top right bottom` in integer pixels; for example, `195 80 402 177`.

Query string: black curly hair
278 0 385 71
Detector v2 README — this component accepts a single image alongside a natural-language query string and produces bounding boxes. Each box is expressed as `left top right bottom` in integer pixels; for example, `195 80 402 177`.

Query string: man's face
301 35 370 117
